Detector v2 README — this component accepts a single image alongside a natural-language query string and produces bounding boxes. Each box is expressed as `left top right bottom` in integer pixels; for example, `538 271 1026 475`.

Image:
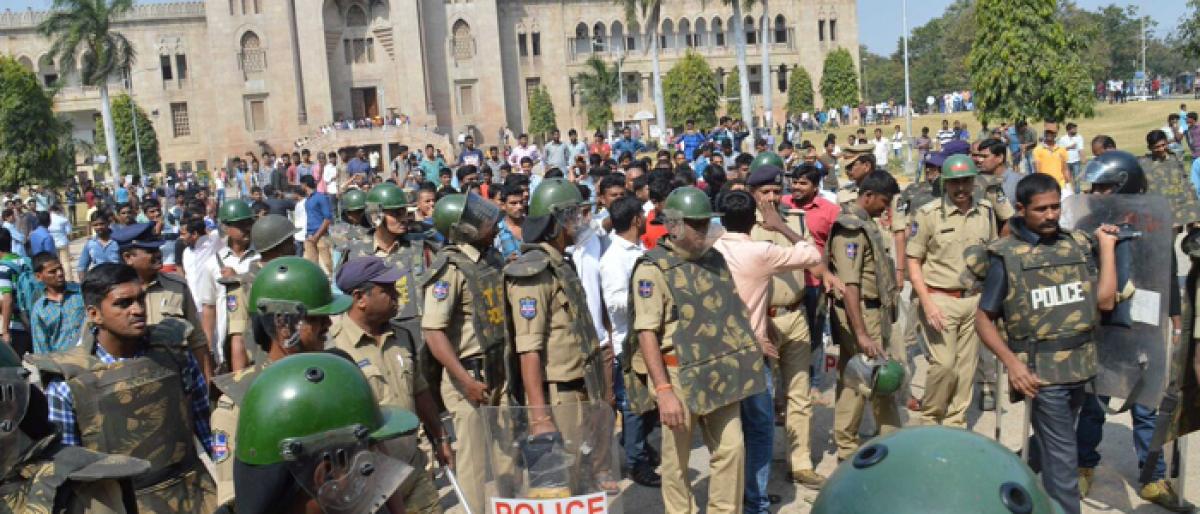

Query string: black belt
543 379 586 393
1009 333 1091 354
132 453 199 490
462 357 484 373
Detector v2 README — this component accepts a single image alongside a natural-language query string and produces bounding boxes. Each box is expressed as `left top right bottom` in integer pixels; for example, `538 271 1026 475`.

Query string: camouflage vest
898 181 938 219
329 221 371 272
422 245 509 393
26 320 212 512
834 206 898 334
624 245 766 416
990 231 1099 385
344 236 435 320
505 244 607 401
1 433 146 514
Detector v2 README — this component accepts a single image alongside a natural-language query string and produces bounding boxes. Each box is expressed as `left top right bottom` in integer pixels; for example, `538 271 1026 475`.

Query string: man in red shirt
589 131 612 162
784 163 839 382
640 177 671 248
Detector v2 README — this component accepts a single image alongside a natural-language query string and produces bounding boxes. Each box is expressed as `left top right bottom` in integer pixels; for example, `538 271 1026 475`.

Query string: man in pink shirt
712 189 821 513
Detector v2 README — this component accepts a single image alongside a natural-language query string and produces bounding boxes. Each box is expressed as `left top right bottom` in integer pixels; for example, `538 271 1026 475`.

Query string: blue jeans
1076 393 1165 483
741 367 774 514
613 356 656 471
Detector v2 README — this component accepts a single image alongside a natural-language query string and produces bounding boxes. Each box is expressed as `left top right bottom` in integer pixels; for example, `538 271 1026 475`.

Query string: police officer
421 192 508 513
906 155 998 427
1 342 149 513
27 263 217 513
229 353 420 514
209 256 350 508
211 199 261 372
329 187 372 272
828 170 903 462
217 214 300 371
1140 129 1200 228
112 222 211 380
625 186 765 514
745 161 835 488
504 178 615 495
836 143 878 206
976 173 1120 514
332 255 449 513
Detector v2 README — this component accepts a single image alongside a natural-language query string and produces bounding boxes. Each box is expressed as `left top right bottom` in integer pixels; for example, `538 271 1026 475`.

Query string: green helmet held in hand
940 154 979 181
341 188 368 212
218 199 255 224
366 183 411 210
528 178 585 218
750 151 785 173
813 426 1065 514
249 257 352 316
434 193 501 244
872 360 905 396
663 186 720 221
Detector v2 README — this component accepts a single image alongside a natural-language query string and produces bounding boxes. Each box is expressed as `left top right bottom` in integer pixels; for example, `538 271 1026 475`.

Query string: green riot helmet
365 183 412 228
249 257 352 345
872 360 905 396
433 193 501 244
235 353 420 514
813 426 1065 514
528 178 593 243
341 188 368 212
750 151 785 173
662 186 722 260
218 199 255 224
663 186 719 221
0 342 30 469
940 154 979 181
251 214 301 255
842 354 906 397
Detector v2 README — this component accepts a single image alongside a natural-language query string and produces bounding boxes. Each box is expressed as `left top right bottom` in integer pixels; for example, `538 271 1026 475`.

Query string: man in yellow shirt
1032 124 1070 187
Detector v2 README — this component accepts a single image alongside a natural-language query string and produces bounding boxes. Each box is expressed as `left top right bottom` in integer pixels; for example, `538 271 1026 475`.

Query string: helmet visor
282 425 413 514
0 367 30 462
665 217 715 260
1083 159 1125 190
453 195 502 243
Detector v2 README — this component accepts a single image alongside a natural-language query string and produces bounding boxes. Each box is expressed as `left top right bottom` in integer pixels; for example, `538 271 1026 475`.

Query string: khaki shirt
837 184 859 206
221 261 262 338
976 174 1015 222
145 273 207 352
906 200 998 290
421 243 482 359
829 210 884 300
506 243 585 382
330 316 427 413
629 259 679 375
209 362 266 506
749 210 811 342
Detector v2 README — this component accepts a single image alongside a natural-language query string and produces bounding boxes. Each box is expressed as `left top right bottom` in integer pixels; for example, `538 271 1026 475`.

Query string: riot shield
472 403 623 514
1062 193 1174 409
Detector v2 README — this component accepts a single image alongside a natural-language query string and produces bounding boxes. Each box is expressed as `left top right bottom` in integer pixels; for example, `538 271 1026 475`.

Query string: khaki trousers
771 310 815 473
441 370 511 514
304 236 333 274
658 367 745 514
917 293 981 427
830 302 902 461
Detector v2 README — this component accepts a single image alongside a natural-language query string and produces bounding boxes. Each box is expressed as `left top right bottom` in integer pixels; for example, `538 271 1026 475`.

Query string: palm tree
575 56 621 131
39 0 136 188
617 0 667 144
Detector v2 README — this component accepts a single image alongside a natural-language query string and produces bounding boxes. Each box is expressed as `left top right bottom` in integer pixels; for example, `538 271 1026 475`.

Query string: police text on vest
1030 282 1084 309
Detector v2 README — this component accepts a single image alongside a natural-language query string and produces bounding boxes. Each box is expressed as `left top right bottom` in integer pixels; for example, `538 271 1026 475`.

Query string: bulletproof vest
974 174 1008 206
422 245 509 394
505 244 607 402
212 362 266 407
1 433 146 514
624 245 766 416
990 231 1098 385
26 320 207 511
834 206 897 336
898 181 938 218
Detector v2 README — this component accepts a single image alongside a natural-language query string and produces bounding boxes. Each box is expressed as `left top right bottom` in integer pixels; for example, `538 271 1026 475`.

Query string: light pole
902 0 914 173
125 68 145 184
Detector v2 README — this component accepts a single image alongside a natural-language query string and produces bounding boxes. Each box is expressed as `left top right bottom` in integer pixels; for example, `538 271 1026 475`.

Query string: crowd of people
3 104 1200 514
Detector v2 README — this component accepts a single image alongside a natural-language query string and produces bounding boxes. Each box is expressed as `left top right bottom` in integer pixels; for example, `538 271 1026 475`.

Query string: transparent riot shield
1062 193 1174 409
472 402 623 514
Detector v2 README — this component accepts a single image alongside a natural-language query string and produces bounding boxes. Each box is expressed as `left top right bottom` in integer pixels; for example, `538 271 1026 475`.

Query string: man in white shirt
597 196 660 487
47 204 75 282
871 128 890 168
291 188 308 257
1057 122 1085 192
323 156 340 202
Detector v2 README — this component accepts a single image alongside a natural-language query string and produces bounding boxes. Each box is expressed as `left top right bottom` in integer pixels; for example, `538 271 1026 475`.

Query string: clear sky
3 0 1189 56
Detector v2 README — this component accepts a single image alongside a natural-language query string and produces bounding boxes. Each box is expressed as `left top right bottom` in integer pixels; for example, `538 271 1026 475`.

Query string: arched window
626 21 639 52
778 64 788 92
716 67 725 95
592 22 607 52
38 55 58 86
575 23 590 55
694 18 707 48
774 14 787 44
17 56 33 72
239 31 266 74
661 18 673 49
452 19 473 61
368 0 389 23
744 15 756 45
346 4 368 26
678 18 691 48
712 17 724 47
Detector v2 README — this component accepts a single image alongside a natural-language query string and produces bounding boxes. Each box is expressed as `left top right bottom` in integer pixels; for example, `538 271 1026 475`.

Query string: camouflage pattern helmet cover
341 188 369 211
1084 150 1146 194
940 154 979 180
366 183 411 210
663 186 720 221
750 151 785 173
249 257 352 316
0 340 30 459
433 193 501 244
251 214 301 253
528 178 586 218
235 353 419 466
813 426 1065 514
218 199 255 223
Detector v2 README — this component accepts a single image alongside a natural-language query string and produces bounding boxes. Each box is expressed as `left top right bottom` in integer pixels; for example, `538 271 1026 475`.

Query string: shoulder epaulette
504 248 551 278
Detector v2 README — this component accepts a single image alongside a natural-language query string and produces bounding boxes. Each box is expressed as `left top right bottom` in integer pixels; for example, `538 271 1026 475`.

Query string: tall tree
662 51 720 128
724 68 742 119
574 56 620 131
39 0 136 188
969 0 1093 124
618 0 668 143
759 0 772 128
94 93 160 178
785 66 814 116
860 46 904 105
527 86 557 142
819 47 859 109
724 0 755 127
0 57 74 189
1179 0 1200 64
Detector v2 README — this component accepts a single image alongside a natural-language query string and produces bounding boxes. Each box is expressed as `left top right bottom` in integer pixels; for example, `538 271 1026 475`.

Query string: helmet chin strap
278 313 303 351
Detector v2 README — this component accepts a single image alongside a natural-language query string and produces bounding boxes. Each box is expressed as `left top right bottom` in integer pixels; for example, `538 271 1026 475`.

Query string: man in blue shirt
346 147 372 176
77 212 120 277
301 175 333 273
28 211 55 256
674 120 707 162
613 126 648 162
419 144 447 184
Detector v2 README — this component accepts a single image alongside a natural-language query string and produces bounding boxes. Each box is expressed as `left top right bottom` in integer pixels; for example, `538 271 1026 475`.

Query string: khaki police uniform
630 256 745 514
208 361 267 507
217 261 263 367
330 317 442 514
749 210 818 475
144 273 208 355
906 199 997 427
828 204 902 460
